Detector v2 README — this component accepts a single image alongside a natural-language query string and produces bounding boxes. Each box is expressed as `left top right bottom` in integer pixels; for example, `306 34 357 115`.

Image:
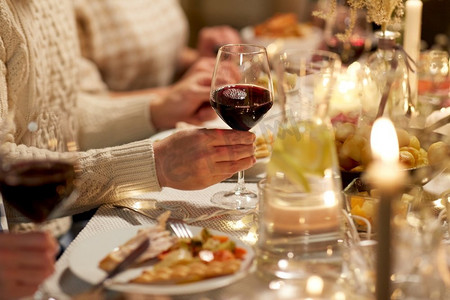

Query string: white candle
403 0 423 105
365 118 406 300
264 190 340 234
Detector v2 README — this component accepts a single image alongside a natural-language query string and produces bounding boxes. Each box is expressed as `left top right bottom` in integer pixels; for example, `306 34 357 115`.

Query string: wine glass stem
235 170 246 193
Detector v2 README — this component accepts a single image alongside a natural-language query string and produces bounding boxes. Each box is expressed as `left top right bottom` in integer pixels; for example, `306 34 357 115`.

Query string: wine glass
210 44 274 209
0 117 78 226
323 2 372 65
0 115 78 298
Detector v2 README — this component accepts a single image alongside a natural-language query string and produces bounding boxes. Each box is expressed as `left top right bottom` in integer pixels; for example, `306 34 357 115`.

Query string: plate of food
240 13 323 54
68 217 254 295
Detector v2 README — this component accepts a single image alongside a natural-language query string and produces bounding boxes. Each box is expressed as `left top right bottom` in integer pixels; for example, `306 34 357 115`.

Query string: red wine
326 36 365 65
0 160 75 223
210 84 273 131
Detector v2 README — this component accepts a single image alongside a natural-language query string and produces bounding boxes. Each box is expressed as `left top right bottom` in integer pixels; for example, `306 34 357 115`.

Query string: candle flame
370 118 399 163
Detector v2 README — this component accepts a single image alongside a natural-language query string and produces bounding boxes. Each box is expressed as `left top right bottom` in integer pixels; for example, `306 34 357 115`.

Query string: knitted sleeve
0 3 162 223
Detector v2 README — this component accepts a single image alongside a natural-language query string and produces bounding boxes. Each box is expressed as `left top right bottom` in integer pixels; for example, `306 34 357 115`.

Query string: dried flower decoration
313 0 405 40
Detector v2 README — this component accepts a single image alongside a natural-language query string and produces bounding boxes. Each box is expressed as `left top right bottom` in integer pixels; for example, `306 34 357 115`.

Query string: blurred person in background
74 0 241 93
0 0 255 245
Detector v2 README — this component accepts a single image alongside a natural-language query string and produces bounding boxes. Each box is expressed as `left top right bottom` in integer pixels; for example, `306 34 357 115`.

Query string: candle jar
365 31 413 128
256 179 343 281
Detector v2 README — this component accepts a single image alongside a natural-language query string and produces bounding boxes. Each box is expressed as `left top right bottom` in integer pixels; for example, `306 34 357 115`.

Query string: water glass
256 179 343 281
417 50 450 115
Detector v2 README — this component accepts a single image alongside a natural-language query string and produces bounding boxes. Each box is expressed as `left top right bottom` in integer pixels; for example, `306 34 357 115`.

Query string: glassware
0 114 78 226
209 44 274 209
256 179 343 280
391 197 448 299
323 0 372 65
257 50 343 282
417 50 450 116
0 114 78 298
268 49 342 193
365 31 413 128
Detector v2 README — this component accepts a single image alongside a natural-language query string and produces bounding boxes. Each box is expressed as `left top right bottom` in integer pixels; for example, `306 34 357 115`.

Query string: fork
168 220 193 239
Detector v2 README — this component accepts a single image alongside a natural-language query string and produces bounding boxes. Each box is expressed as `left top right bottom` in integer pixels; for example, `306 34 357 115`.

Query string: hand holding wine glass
0 115 78 299
210 44 274 209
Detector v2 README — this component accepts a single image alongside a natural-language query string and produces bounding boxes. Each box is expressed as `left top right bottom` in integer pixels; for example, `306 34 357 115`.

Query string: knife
91 236 150 290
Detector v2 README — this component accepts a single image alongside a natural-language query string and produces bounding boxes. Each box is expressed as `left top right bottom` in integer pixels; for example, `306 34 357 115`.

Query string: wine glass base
211 189 258 210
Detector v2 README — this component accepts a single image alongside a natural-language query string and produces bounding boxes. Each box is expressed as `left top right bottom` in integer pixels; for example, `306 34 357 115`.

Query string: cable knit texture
0 1 161 230
74 0 188 91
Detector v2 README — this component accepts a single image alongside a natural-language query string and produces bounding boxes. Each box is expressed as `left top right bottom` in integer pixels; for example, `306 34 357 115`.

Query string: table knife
92 236 150 290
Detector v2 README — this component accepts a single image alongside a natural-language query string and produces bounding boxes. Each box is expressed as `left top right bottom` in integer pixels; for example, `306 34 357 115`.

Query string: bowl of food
334 121 450 188
344 178 420 231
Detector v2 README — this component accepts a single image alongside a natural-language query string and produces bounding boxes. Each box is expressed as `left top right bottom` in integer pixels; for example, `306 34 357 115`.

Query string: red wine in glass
210 44 273 210
210 84 273 131
326 36 365 65
0 160 75 223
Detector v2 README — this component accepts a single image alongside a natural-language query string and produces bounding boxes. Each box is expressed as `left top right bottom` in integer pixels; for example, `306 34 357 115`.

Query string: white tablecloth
43 182 275 299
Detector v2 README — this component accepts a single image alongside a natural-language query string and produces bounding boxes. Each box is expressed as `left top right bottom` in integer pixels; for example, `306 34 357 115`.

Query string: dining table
41 182 293 300
41 103 309 299
38 94 450 299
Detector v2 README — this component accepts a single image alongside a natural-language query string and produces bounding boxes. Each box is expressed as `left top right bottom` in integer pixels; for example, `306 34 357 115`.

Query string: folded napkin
426 107 450 136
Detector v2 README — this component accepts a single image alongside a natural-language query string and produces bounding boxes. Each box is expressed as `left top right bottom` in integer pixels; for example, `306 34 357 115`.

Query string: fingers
214 156 256 175
211 144 255 162
0 231 58 253
0 232 57 300
154 128 257 190
198 26 242 57
200 129 255 147
0 282 40 300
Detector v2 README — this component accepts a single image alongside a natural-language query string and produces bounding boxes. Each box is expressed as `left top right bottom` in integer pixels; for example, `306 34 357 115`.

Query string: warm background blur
180 0 450 52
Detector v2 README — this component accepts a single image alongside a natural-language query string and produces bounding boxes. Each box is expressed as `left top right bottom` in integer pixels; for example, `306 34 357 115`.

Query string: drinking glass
0 114 78 226
417 50 450 115
210 44 274 209
323 1 372 65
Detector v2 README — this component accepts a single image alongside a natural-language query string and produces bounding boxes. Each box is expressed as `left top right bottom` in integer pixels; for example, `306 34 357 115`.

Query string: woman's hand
197 25 242 57
154 128 256 190
0 231 58 300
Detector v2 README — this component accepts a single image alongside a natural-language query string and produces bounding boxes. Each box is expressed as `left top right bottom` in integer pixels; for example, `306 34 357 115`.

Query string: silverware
168 220 193 239
114 202 256 223
113 204 158 221
92 236 150 290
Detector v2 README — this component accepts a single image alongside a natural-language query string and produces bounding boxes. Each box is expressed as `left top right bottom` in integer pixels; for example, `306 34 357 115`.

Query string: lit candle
264 190 340 234
365 118 406 300
403 0 423 105
327 63 363 122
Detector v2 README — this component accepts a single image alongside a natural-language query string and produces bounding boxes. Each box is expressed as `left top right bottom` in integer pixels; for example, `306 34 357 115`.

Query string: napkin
426 107 450 136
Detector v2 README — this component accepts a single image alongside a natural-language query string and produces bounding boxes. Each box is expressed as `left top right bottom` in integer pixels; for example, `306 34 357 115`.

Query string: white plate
68 225 254 295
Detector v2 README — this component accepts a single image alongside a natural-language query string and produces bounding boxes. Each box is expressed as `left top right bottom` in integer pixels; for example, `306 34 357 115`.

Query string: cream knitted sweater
74 0 188 91
0 1 161 230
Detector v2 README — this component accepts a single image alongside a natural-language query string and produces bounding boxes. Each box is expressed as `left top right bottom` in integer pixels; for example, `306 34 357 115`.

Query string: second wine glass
210 44 274 209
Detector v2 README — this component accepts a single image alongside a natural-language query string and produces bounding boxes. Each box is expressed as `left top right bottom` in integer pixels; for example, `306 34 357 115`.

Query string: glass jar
365 31 413 128
258 50 344 282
